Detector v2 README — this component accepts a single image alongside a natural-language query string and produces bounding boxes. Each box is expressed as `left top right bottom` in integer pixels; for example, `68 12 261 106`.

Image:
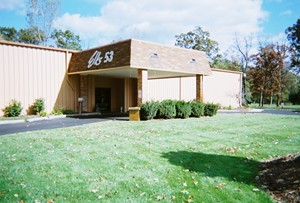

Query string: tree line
0 27 81 50
0 0 81 50
175 20 300 106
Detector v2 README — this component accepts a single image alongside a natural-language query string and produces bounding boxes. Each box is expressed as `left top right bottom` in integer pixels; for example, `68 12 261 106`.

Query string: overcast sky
0 0 299 52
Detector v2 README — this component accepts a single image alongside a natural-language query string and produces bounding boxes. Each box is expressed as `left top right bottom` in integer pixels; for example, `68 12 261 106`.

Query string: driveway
0 117 111 136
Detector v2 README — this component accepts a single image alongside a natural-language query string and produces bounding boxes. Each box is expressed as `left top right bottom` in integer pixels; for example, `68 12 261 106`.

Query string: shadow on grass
162 151 259 185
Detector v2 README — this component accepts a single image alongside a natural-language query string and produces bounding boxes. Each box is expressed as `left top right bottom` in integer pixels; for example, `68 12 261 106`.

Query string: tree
285 72 300 104
26 0 60 45
250 44 286 106
18 27 45 45
51 29 82 50
286 18 300 74
232 35 254 104
211 58 241 71
288 75 300 104
175 26 220 60
0 27 18 41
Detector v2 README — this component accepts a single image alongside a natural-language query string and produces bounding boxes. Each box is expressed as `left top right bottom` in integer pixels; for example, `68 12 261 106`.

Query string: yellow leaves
186 195 194 203
215 182 226 189
223 147 240 153
193 181 198 186
156 195 166 200
47 200 54 203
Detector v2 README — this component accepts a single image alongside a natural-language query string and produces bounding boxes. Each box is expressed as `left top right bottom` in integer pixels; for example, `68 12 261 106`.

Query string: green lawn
0 114 299 202
249 103 300 111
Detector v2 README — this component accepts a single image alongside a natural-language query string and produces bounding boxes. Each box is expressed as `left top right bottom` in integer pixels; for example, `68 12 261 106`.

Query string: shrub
39 111 47 117
140 101 159 120
62 109 75 114
51 108 64 115
190 101 205 117
175 100 191 119
204 103 219 116
156 100 176 119
33 98 45 114
3 100 23 117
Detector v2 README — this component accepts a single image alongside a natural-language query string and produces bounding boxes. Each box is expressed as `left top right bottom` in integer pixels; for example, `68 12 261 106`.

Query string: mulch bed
259 153 300 203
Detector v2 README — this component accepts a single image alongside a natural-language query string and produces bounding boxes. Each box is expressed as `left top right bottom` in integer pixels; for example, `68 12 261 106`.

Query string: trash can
128 107 140 121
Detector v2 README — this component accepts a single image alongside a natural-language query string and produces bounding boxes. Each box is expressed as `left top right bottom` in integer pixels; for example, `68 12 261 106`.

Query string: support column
196 74 204 102
80 75 88 112
137 69 148 106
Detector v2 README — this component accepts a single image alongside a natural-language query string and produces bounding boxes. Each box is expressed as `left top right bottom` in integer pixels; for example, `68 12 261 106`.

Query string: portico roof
68 39 211 78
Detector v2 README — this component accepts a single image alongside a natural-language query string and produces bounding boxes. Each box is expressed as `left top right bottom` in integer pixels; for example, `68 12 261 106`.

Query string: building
0 39 242 116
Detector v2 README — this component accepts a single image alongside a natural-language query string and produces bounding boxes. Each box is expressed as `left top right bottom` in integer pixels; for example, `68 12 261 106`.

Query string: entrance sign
88 50 114 68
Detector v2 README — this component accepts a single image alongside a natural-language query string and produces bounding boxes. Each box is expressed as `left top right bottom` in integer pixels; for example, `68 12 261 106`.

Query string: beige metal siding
148 70 242 107
148 78 180 101
0 42 74 116
203 69 242 107
180 77 196 101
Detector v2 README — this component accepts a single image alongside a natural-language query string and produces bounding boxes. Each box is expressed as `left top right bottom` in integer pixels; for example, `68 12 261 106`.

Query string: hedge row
140 100 219 120
3 99 75 117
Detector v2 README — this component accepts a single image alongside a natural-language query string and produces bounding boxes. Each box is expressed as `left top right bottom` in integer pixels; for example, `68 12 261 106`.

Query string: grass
0 114 299 202
249 103 300 111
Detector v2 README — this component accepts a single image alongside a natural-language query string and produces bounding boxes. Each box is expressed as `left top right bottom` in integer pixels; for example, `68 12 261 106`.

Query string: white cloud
0 0 25 10
53 0 268 51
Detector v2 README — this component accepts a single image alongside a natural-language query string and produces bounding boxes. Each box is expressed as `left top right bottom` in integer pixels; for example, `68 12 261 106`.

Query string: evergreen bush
175 100 191 119
156 100 176 119
190 101 205 117
140 101 159 120
204 103 219 116
3 100 23 117
33 98 45 114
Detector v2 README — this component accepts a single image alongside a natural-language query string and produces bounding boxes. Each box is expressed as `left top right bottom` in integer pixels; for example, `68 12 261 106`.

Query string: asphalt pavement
0 117 110 136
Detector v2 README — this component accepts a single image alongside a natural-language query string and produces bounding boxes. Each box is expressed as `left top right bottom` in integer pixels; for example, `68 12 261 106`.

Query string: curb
0 119 25 125
0 115 67 125
218 109 264 113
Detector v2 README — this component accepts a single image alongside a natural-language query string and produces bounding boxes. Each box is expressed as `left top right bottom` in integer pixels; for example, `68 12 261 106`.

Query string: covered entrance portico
68 39 211 113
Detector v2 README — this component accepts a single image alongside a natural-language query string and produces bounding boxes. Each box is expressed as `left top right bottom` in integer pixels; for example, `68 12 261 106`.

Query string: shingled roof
68 39 211 78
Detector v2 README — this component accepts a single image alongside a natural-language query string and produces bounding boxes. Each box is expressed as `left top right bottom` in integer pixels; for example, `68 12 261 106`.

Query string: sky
0 0 299 52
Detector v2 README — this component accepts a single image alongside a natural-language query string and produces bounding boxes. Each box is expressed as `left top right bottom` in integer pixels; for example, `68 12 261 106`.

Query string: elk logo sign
87 50 114 68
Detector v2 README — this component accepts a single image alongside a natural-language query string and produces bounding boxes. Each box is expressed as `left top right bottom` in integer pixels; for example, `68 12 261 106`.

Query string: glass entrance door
95 88 111 112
